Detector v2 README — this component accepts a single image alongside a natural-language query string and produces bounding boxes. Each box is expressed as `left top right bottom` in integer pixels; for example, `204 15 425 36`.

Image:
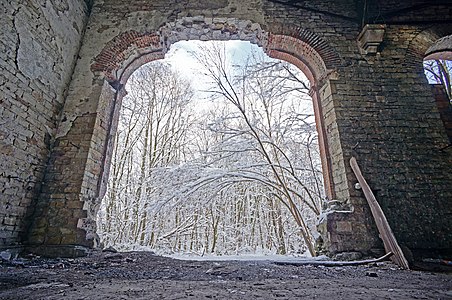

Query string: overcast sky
164 40 265 111
128 40 313 115
165 40 260 98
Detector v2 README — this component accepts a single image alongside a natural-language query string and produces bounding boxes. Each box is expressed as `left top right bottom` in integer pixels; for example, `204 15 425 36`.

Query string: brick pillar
431 84 452 144
315 78 382 256
26 80 122 257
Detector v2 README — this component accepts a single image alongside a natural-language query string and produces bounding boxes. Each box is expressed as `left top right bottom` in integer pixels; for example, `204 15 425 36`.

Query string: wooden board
350 157 410 270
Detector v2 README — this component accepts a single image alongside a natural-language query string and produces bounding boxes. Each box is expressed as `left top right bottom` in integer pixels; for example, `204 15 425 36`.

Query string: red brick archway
27 16 351 257
89 17 341 204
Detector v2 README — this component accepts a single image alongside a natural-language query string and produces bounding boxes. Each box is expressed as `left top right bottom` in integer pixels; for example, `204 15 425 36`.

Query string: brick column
431 84 452 144
26 80 122 257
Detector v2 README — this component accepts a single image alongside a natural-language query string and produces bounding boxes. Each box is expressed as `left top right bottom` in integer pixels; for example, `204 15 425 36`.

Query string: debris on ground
0 251 451 299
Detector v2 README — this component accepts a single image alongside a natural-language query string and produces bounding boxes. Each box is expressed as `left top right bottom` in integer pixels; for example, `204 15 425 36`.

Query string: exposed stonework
0 0 90 249
1 0 452 258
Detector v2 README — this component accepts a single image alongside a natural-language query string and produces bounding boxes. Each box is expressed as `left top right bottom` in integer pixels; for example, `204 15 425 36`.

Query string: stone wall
0 0 90 248
332 26 452 255
2 0 452 258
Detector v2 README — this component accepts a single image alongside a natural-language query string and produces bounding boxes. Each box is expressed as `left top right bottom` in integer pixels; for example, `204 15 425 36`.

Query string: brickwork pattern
333 26 452 252
0 0 90 248
91 31 161 81
432 85 452 144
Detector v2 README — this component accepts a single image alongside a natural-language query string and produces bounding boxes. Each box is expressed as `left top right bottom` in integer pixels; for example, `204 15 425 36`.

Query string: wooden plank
350 157 410 270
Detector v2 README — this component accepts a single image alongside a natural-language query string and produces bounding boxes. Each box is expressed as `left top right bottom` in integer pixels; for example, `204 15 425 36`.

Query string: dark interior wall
0 0 90 248
335 25 452 256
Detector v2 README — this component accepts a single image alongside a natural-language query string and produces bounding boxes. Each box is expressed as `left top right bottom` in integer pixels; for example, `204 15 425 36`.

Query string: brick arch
91 16 339 197
405 26 452 69
405 28 439 70
268 25 342 71
83 16 341 248
90 31 163 83
91 16 341 88
425 34 452 61
266 34 327 85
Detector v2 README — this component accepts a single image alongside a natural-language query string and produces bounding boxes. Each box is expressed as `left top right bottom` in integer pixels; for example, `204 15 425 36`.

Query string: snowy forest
97 41 325 257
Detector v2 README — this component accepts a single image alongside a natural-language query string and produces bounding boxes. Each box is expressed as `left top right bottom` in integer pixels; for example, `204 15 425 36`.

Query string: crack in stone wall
0 0 90 248
11 6 21 71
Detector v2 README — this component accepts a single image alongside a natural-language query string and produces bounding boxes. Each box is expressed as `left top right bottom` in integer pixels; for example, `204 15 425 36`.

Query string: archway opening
68 16 345 256
97 40 326 257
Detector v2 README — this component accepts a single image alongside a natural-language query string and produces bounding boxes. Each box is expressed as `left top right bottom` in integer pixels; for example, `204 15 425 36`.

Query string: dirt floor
1 250 451 300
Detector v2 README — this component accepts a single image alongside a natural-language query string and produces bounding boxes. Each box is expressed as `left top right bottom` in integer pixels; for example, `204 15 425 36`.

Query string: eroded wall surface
0 0 90 248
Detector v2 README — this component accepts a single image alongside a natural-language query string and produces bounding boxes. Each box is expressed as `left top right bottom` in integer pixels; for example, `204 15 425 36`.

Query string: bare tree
98 61 195 247
190 42 322 256
98 42 324 257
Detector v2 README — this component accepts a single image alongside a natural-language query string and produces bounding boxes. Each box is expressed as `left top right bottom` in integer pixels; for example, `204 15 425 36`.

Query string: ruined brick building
1 0 451 258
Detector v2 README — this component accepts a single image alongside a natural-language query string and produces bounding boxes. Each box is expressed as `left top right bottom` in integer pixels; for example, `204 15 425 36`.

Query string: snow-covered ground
166 253 330 262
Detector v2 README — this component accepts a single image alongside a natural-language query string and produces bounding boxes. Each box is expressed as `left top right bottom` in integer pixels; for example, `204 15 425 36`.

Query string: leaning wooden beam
273 252 393 267
350 157 410 270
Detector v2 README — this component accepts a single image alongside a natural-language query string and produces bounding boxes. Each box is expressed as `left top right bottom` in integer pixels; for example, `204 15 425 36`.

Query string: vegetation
97 42 324 256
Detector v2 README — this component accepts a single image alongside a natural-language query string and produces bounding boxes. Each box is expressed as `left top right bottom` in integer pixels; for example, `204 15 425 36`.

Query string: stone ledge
357 24 385 56
0 246 24 260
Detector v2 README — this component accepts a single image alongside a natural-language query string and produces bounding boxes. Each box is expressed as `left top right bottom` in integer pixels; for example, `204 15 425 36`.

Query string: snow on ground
166 253 330 262
118 245 331 262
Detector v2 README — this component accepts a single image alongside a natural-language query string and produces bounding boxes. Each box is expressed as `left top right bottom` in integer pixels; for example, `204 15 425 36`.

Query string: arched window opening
423 59 452 102
97 41 325 257
423 35 452 144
